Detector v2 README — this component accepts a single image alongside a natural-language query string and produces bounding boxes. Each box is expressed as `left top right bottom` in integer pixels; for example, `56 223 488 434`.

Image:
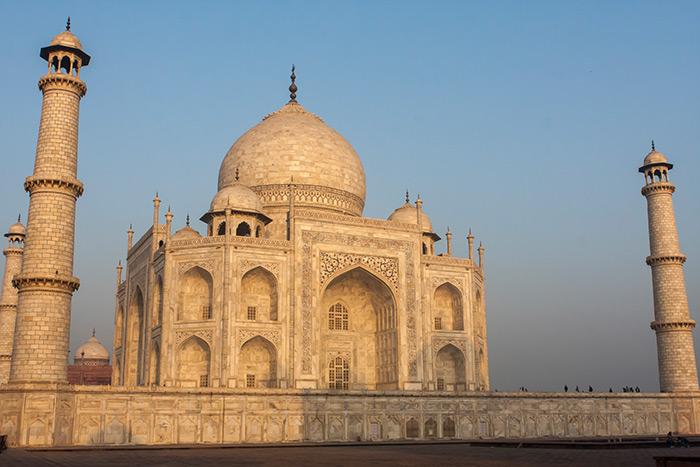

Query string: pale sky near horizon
1 1 698 392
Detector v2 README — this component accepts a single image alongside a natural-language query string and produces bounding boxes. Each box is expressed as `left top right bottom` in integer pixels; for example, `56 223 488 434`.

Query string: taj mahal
0 22 699 448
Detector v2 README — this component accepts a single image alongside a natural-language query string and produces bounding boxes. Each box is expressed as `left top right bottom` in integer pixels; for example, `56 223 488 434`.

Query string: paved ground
2 444 700 467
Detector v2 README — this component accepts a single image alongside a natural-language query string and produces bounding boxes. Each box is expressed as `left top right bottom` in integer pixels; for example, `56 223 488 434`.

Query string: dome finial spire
235 167 240 182
186 214 190 226
651 139 656 151
92 328 95 337
17 214 21 223
66 16 71 31
289 64 297 103
405 190 410 204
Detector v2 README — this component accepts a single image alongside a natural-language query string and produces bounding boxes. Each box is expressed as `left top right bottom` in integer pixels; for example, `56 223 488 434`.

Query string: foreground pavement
3 444 700 467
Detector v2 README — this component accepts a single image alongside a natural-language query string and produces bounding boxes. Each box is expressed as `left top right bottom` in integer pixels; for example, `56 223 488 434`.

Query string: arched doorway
241 267 278 321
321 267 398 390
176 336 211 387
433 283 463 331
239 336 277 388
178 267 213 321
435 344 466 391
125 287 144 386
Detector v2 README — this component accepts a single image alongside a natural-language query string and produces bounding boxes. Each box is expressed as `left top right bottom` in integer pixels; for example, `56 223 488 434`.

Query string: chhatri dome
217 67 366 216
5 215 25 237
388 192 434 232
643 141 670 166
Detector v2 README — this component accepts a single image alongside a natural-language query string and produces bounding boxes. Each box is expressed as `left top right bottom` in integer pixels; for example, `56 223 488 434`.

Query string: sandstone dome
210 182 264 214
75 334 109 361
388 202 433 232
218 101 366 216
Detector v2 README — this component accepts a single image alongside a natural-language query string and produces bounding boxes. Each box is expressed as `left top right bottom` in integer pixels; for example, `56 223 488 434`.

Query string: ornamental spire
405 190 410 204
66 16 71 31
289 65 297 102
186 214 190 226
651 140 656 151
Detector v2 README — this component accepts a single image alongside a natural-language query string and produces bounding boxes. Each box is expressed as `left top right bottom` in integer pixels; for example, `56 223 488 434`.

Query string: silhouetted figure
588 386 593 392
564 385 568 392
575 386 580 392
609 388 613 393
635 386 640 393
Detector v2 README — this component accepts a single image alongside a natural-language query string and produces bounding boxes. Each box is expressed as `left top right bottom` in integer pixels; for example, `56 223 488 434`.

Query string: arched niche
433 283 463 331
176 336 211 387
241 267 278 321
178 267 213 321
474 289 484 338
126 287 144 386
115 305 124 347
152 275 163 327
321 267 398 390
435 344 466 391
217 221 226 236
150 341 161 386
477 347 488 391
113 358 121 386
239 336 277 388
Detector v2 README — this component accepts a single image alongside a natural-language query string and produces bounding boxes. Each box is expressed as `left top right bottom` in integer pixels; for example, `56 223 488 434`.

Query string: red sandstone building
67 331 112 385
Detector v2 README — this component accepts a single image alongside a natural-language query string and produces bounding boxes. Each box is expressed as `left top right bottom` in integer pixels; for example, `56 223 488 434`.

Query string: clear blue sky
1 1 698 391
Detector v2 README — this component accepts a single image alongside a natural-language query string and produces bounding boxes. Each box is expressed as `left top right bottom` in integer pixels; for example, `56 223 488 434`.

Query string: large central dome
218 101 366 216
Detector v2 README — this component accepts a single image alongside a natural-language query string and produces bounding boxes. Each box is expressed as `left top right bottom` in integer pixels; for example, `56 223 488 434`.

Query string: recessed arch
126 286 145 386
434 282 464 331
241 266 278 321
60 55 71 74
239 336 277 388
153 275 164 327
321 266 398 389
150 341 161 386
435 343 466 392
176 336 210 387
178 266 213 321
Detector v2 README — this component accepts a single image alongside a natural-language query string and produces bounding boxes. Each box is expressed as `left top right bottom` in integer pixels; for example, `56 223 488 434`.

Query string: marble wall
1 386 698 447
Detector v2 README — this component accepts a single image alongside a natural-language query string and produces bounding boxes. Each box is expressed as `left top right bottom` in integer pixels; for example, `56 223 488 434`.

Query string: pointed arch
126 286 145 386
236 222 251 237
176 336 210 387
434 282 464 331
241 266 278 321
150 341 161 386
115 304 124 347
435 343 466 392
217 221 226 236
153 275 164 327
321 266 398 389
239 336 277 388
477 346 489 391
178 266 213 321
60 55 71 74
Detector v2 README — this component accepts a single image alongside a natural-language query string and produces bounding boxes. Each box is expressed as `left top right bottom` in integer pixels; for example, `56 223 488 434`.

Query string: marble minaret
9 20 90 384
0 218 25 384
640 143 699 392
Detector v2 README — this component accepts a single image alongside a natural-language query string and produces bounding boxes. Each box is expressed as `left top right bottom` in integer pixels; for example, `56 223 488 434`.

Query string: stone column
640 145 699 392
0 220 25 383
9 26 90 384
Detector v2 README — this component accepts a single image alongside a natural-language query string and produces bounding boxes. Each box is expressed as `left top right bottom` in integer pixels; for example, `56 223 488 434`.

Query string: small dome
210 183 264 214
5 219 25 237
50 30 83 50
172 225 201 241
75 334 109 361
643 149 669 166
388 202 433 232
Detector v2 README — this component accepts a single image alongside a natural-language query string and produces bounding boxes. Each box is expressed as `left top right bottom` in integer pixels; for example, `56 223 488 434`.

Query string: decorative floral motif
319 252 398 290
238 328 281 348
431 277 465 293
175 329 213 347
178 259 215 275
240 260 280 278
432 337 467 354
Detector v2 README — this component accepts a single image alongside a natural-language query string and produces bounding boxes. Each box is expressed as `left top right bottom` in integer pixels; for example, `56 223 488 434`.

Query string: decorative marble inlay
319 252 398 290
